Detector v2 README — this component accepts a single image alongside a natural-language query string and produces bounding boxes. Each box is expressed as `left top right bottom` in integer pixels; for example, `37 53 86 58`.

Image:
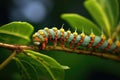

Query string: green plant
0 0 120 80
61 0 120 60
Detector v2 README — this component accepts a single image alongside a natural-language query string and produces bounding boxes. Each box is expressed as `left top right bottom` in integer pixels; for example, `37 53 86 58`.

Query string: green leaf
61 13 101 35
16 50 66 80
97 0 119 31
84 0 111 37
0 22 34 44
14 57 39 80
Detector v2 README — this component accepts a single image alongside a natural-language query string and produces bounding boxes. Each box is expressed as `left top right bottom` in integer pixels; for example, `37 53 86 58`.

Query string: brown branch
45 46 120 61
0 42 38 51
0 42 120 62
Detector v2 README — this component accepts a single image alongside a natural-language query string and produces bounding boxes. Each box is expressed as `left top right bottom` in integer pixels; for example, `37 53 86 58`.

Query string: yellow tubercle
80 32 85 37
60 27 64 32
52 27 58 31
107 38 113 45
101 34 106 40
73 31 78 36
90 33 95 38
115 41 120 47
44 27 49 31
67 30 71 34
38 30 44 35
32 33 38 37
32 34 36 37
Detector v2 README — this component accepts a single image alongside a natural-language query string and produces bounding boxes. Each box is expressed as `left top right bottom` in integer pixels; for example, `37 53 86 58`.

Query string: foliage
61 0 119 38
0 0 120 80
0 22 34 44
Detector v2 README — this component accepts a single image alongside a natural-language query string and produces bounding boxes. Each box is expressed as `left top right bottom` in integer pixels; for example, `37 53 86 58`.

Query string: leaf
97 0 119 31
15 54 53 80
16 50 66 80
61 13 101 35
14 57 39 80
0 22 34 44
84 0 111 37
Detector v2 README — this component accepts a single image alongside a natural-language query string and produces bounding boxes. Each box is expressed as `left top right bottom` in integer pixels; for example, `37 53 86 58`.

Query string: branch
0 42 120 62
46 46 120 61
0 42 38 51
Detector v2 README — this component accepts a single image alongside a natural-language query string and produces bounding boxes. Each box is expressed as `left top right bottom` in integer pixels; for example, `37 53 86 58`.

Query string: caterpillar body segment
81 35 90 47
32 27 120 53
92 36 101 46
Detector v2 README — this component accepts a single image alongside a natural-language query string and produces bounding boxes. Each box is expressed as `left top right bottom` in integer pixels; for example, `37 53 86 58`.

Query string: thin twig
46 46 120 61
0 42 37 50
0 50 16 70
0 42 120 62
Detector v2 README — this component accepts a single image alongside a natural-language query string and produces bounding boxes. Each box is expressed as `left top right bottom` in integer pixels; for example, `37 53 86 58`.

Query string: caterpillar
32 27 120 53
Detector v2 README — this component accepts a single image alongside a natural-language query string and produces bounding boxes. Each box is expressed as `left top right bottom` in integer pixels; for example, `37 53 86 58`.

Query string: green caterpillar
32 27 120 53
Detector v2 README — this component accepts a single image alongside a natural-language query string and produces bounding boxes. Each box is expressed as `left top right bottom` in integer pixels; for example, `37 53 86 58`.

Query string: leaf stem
0 50 16 70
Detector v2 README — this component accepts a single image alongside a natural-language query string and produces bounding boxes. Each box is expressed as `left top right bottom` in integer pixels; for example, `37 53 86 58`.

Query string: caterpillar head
32 32 44 45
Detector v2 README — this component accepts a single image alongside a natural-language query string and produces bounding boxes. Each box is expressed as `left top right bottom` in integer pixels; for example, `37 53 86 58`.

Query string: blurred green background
0 0 120 80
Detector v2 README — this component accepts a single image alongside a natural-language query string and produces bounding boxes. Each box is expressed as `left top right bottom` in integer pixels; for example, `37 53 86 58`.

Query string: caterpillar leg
40 38 48 50
69 41 74 49
60 40 65 48
59 38 65 48
69 40 77 49
53 38 58 48
59 34 65 48
113 47 120 54
40 42 46 50
86 33 95 50
86 38 94 50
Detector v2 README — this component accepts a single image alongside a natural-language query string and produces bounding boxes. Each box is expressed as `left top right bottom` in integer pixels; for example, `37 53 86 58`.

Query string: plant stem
46 46 120 61
0 50 16 70
0 42 120 62
0 42 37 50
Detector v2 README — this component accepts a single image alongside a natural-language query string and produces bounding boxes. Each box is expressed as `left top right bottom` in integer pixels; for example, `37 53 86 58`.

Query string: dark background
0 0 120 80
